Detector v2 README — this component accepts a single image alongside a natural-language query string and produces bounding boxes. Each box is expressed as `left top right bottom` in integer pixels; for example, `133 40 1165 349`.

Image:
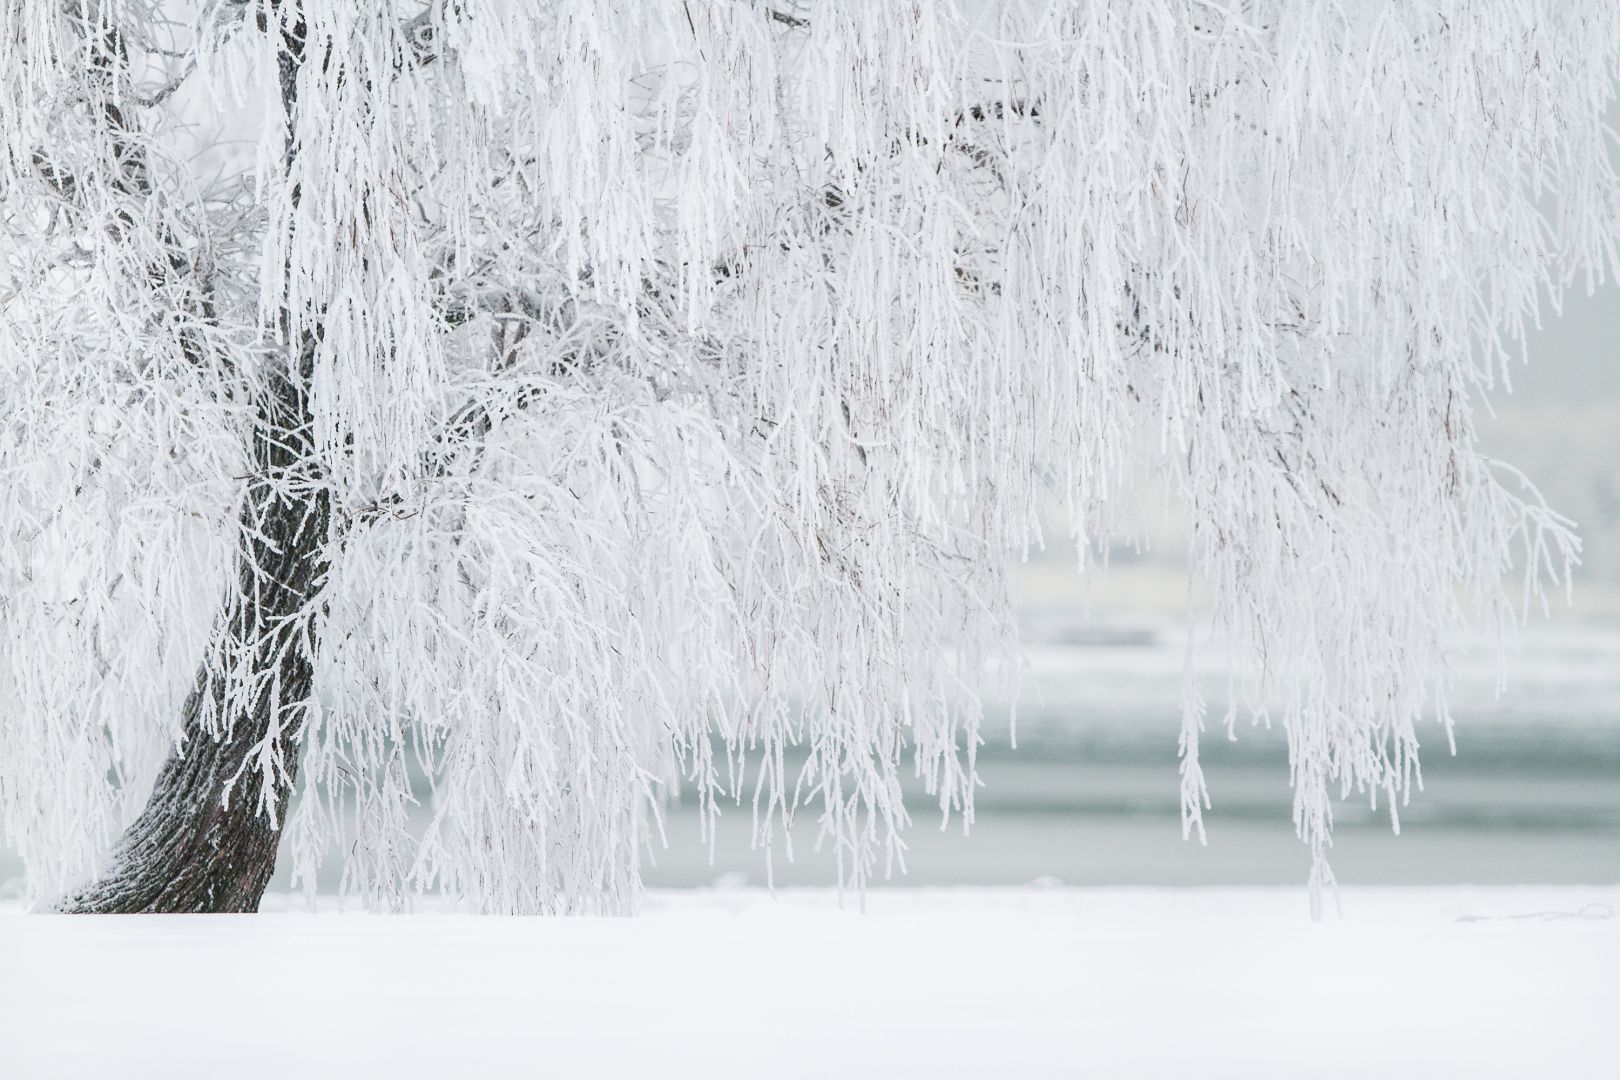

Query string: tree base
57 711 298 914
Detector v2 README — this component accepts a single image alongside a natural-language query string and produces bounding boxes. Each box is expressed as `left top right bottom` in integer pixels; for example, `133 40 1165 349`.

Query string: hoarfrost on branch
1 1 1615 913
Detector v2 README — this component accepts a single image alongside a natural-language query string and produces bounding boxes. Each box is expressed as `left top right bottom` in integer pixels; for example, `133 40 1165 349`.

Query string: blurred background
642 285 1620 891
3 283 1616 901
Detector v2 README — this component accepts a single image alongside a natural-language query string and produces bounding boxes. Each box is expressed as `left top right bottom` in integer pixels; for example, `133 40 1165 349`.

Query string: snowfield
3 886 1616 1079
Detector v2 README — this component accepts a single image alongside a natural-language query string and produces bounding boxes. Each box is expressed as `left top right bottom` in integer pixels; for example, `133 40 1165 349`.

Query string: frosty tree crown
1 1 1615 914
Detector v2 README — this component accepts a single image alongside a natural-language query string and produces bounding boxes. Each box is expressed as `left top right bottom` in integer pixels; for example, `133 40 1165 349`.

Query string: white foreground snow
2 887 1616 1079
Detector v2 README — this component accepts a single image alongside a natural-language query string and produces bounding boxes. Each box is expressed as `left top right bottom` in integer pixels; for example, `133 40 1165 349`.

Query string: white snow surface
2 886 1616 1079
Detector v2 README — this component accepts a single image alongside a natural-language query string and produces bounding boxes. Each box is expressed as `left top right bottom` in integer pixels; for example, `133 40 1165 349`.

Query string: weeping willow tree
0 0 1614 914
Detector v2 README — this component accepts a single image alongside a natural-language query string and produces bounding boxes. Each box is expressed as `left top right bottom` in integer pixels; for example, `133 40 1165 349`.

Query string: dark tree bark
60 363 329 913
61 5 325 913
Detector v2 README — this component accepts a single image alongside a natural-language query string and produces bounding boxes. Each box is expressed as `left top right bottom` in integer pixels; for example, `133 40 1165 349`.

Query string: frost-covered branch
3 0 1618 915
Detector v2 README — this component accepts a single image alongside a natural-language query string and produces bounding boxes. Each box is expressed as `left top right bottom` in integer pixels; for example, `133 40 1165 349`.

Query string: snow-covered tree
1 1 1615 914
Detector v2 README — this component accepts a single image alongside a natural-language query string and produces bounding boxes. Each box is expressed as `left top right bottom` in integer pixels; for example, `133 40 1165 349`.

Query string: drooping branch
30 10 228 380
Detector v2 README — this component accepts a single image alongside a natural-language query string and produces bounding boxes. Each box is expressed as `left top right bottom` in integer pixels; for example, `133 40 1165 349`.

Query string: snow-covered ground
3 886 1616 1079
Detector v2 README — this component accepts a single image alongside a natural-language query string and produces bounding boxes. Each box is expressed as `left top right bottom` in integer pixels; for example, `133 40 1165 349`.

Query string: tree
1 1 1615 915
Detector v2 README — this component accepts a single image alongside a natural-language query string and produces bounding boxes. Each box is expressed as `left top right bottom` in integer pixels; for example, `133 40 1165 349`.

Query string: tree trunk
55 2 328 916
60 366 328 913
